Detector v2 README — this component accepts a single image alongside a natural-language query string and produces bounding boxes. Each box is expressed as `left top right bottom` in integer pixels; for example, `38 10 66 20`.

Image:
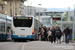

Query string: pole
38 4 41 21
13 0 14 16
73 4 75 42
61 16 62 31
68 7 70 21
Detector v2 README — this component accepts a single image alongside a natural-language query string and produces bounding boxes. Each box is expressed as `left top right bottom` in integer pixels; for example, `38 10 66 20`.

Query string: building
68 11 74 21
36 11 64 16
24 6 47 16
2 0 27 16
61 11 74 21
36 11 64 26
41 16 51 26
0 0 7 14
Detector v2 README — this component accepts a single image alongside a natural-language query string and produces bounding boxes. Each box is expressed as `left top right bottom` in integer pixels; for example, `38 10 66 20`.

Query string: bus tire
14 40 17 42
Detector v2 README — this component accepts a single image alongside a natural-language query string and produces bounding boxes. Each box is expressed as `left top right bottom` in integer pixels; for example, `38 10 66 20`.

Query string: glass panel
62 24 73 40
0 22 5 32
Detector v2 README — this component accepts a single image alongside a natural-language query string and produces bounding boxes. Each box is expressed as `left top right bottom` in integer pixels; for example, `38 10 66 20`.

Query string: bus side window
7 26 11 33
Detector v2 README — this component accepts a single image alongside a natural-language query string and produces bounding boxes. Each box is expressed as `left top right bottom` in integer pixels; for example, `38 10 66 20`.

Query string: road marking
21 43 27 50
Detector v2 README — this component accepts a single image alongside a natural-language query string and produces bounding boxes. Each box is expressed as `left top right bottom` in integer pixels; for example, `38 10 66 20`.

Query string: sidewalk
24 41 75 50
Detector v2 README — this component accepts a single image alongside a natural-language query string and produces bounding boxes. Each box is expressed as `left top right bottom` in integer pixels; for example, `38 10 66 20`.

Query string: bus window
0 22 5 32
13 17 32 27
1 26 5 32
7 26 11 33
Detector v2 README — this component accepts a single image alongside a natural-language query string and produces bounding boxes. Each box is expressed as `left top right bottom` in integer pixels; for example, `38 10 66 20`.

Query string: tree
62 17 67 21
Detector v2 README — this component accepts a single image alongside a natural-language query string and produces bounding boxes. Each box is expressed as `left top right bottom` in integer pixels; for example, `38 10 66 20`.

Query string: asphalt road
0 41 28 50
0 41 75 50
24 41 75 50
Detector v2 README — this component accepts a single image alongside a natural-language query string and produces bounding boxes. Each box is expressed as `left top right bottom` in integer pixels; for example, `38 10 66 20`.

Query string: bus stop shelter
56 21 74 42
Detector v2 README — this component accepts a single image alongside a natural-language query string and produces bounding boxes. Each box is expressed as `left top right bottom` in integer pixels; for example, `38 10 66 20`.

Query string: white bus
11 16 42 41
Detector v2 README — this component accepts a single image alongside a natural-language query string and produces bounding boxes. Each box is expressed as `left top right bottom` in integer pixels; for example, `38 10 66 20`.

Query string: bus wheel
30 39 35 41
14 40 17 42
23 40 26 42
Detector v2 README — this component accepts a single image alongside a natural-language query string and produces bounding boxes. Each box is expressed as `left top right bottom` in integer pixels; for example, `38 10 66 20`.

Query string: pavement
23 41 75 50
0 41 75 50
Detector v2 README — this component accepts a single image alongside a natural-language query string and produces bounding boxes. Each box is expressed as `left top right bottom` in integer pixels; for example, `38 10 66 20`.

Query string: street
0 41 28 50
0 41 75 50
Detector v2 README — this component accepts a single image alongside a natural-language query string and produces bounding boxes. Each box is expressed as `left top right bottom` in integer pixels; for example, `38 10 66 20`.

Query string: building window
15 13 17 15
48 18 50 21
42 18 47 21
42 22 46 25
15 8 17 15
10 2 12 7
2 5 5 11
10 8 12 16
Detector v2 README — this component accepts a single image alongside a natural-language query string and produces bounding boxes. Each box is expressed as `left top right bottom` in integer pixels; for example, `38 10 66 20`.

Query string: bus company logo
21 29 25 30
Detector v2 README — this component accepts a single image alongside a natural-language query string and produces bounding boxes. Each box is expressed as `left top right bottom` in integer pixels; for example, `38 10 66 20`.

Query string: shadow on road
0 40 12 42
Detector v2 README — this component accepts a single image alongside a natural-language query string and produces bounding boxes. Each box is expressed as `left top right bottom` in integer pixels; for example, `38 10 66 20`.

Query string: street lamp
38 4 41 21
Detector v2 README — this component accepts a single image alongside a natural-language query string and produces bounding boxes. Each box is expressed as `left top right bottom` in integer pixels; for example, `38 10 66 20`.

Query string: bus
0 13 12 40
11 16 42 42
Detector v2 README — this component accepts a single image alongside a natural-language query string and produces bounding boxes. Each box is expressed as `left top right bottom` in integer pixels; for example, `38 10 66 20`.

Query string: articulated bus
11 16 42 42
0 13 12 40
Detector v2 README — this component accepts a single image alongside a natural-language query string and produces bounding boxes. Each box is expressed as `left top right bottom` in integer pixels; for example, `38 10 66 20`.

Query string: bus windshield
13 17 32 27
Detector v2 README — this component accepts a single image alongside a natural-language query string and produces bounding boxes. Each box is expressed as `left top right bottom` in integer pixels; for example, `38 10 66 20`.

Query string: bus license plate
19 35 25 37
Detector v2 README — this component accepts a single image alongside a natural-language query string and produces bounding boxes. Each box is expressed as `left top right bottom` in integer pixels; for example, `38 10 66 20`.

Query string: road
0 41 75 50
23 41 75 50
0 41 28 50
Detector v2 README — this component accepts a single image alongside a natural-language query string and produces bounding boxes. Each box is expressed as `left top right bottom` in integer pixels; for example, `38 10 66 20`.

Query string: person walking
51 26 56 43
43 26 47 41
41 27 44 41
38 28 41 40
63 26 70 44
55 26 62 44
47 27 52 41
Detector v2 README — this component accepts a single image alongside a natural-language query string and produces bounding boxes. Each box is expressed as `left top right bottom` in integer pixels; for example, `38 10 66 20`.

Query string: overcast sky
24 0 75 9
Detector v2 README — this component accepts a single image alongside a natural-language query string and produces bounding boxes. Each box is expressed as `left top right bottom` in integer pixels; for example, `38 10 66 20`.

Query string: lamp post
73 4 75 42
38 4 41 21
50 12 54 28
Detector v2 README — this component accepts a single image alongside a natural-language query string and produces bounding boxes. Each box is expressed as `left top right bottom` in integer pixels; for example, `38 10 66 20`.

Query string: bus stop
56 21 74 42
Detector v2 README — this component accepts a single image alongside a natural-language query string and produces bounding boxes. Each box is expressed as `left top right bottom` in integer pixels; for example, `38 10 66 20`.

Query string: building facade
41 16 51 26
36 11 64 16
24 6 47 16
0 0 7 14
2 0 26 16
39 11 64 27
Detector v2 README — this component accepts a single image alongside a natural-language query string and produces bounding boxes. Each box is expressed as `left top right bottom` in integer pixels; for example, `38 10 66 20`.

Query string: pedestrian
38 28 41 40
47 27 52 41
63 26 70 44
51 26 56 43
41 27 44 41
43 26 47 41
55 26 62 44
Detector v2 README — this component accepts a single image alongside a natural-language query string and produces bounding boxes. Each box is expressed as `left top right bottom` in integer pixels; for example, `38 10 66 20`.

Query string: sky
24 0 75 9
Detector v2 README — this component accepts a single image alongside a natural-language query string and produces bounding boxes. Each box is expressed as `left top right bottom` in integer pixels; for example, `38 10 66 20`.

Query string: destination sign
17 17 28 19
